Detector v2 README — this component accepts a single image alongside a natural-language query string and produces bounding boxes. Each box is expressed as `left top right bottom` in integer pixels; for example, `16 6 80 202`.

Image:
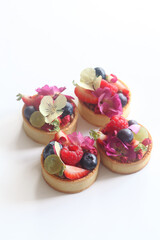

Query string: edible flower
104 135 136 161
36 85 66 96
76 68 102 90
106 74 118 83
68 132 95 151
93 87 122 117
39 95 67 124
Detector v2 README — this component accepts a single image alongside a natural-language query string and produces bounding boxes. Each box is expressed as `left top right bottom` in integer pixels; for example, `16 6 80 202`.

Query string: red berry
60 145 83 166
114 81 129 96
61 115 71 126
17 94 43 110
100 79 118 95
41 123 53 132
63 165 90 180
54 131 70 145
74 86 98 104
102 115 129 133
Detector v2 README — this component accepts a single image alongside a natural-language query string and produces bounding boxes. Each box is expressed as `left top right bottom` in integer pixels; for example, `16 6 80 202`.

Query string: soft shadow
14 125 42 150
35 172 65 200
96 164 122 181
76 115 99 135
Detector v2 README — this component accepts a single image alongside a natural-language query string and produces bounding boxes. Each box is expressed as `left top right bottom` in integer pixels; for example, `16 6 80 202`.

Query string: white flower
78 68 102 90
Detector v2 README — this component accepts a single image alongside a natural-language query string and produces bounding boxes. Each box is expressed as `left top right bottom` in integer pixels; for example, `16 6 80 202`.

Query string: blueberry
80 152 97 170
118 93 127 107
128 120 138 126
117 129 133 143
61 102 73 118
43 141 62 159
24 106 36 120
94 67 106 79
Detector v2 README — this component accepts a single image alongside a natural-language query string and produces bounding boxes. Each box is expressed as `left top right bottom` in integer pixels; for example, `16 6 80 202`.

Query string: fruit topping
61 115 71 126
118 93 127 107
117 129 134 143
43 141 62 159
55 131 70 145
41 123 53 132
94 67 106 79
39 95 67 124
100 79 118 95
44 154 64 175
29 111 45 128
74 85 98 104
61 102 73 117
128 120 138 126
133 126 148 142
63 165 90 180
80 152 97 170
24 106 36 120
102 116 128 134
60 145 83 166
106 74 118 83
17 94 43 110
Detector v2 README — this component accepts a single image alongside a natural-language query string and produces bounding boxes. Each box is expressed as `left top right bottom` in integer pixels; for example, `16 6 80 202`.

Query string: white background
0 1 160 239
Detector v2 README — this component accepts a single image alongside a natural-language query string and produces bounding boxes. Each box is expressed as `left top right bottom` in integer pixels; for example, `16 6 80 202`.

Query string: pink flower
104 135 136 161
110 74 118 83
68 132 95 151
93 87 122 117
36 85 66 96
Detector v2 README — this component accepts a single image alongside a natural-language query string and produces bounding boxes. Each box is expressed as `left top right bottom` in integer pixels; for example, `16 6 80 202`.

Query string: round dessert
74 67 131 127
17 85 78 144
41 131 100 193
90 116 152 174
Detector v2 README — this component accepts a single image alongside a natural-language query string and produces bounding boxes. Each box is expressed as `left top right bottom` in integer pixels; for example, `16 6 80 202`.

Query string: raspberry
41 123 53 132
102 115 128 134
61 115 71 126
60 145 83 166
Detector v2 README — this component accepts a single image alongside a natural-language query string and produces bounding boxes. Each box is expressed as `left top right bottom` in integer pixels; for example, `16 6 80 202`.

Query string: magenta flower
36 85 66 96
68 132 95 151
110 74 118 83
104 135 136 161
93 87 122 117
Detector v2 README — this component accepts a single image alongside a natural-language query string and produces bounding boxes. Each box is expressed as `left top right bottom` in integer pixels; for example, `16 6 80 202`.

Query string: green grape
44 154 63 175
133 126 148 142
29 111 45 128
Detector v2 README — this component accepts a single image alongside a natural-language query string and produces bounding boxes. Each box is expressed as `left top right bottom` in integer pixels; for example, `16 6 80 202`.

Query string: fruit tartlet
17 85 78 144
74 67 131 127
91 116 152 174
41 131 100 193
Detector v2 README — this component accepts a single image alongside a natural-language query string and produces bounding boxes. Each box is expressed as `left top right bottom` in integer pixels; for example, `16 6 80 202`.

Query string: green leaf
50 119 60 132
134 143 147 152
72 80 77 86
16 93 23 101
89 130 100 140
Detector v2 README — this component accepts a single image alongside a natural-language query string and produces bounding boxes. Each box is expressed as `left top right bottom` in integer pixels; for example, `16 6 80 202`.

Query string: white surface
0 1 160 239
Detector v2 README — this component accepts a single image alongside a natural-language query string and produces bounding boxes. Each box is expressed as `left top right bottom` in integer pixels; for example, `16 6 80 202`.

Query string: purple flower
68 132 95 150
36 85 66 96
93 87 122 117
104 135 136 161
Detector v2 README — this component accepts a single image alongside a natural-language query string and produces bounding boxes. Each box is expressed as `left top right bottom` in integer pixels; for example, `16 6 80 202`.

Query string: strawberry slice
54 130 70 145
100 79 118 95
64 165 90 180
16 94 43 110
114 81 129 96
74 86 98 104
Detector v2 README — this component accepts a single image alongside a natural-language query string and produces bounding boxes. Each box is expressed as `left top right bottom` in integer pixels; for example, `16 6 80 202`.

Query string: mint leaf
89 130 100 140
50 119 60 132
134 143 147 152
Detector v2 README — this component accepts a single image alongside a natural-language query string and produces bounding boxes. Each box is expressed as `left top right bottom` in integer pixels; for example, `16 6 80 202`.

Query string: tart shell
78 80 131 127
41 151 100 193
97 129 152 174
22 103 78 145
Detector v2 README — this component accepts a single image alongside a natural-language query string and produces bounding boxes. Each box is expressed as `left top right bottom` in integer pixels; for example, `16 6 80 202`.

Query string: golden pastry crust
41 151 100 193
78 80 131 127
97 129 152 174
22 102 78 145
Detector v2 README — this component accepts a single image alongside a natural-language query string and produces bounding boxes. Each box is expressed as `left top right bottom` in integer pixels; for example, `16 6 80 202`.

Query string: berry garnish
102 115 129 134
117 129 134 143
61 102 73 118
61 115 71 126
41 123 53 132
43 141 62 159
29 111 45 128
118 93 127 107
133 126 148 142
94 67 106 79
63 165 90 180
100 80 118 95
80 152 97 170
55 131 70 145
24 106 36 120
17 94 43 110
128 120 138 126
74 85 98 104
60 145 83 166
114 81 129 96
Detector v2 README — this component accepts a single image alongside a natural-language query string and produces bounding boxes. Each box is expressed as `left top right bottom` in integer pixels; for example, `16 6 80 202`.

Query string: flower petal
39 96 54 117
54 95 67 110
